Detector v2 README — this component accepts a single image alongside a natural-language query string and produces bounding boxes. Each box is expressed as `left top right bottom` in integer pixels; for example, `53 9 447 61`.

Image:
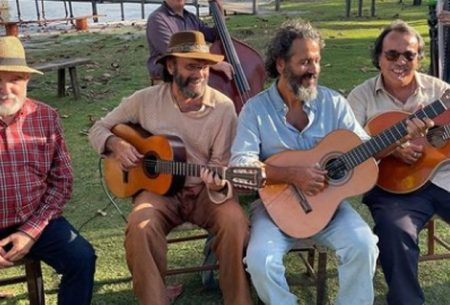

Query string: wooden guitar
258 90 450 239
366 110 450 193
102 124 265 198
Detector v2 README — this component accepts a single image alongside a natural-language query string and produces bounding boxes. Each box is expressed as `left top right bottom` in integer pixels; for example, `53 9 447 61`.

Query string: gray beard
0 95 24 117
292 84 318 102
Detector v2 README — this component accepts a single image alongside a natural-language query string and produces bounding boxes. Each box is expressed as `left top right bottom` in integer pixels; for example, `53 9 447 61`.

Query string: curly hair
371 20 425 70
265 19 324 79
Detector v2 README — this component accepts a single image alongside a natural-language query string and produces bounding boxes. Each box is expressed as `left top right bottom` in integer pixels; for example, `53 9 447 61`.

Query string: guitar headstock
225 167 266 191
441 89 450 109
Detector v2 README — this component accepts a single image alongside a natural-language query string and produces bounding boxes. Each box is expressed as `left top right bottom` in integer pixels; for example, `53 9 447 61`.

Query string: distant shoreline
2 0 203 23
0 0 205 36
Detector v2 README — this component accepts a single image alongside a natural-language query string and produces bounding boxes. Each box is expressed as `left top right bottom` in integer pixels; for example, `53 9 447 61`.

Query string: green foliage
2 0 450 304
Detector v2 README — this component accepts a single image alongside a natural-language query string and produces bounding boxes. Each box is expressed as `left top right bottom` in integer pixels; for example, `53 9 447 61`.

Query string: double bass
207 0 266 113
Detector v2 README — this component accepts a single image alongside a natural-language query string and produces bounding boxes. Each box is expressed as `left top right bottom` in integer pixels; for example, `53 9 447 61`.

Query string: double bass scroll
208 0 266 113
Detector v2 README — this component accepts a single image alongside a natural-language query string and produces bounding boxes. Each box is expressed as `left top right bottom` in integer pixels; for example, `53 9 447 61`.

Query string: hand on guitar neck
374 117 434 160
200 167 227 192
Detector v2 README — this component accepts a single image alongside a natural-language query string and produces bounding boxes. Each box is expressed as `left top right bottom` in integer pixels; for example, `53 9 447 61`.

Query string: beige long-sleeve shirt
347 72 450 192
89 83 237 202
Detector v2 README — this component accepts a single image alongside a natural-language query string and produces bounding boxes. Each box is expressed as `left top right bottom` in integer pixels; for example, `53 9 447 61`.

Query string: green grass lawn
2 0 450 304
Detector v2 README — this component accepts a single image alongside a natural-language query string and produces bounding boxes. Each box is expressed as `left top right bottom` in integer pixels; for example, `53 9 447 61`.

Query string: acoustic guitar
366 110 450 193
258 90 450 239
102 124 265 198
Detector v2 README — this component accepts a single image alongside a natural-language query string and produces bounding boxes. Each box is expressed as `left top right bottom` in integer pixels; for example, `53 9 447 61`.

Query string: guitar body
259 129 379 238
103 124 186 198
366 110 450 193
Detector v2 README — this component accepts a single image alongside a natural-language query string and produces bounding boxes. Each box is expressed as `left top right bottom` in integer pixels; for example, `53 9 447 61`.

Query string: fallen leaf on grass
97 209 107 217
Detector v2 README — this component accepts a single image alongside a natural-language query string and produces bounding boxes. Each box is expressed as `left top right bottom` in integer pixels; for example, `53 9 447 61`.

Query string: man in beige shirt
347 20 450 305
89 31 253 305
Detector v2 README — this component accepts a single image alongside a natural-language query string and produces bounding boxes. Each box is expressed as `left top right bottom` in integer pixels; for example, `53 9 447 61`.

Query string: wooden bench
32 58 92 100
0 258 45 305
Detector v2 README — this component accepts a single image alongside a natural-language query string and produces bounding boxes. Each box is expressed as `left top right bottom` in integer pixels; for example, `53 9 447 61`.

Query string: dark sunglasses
384 50 418 62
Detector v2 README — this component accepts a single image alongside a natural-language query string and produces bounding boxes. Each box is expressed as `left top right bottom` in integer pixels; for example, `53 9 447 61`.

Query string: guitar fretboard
328 97 448 173
143 159 225 178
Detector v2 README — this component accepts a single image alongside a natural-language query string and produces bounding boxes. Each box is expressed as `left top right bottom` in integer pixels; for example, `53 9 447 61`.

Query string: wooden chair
290 239 328 305
420 218 450 261
166 224 218 277
0 258 45 305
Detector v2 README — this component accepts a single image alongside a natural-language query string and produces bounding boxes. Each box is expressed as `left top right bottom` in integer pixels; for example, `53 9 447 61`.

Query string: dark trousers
364 184 450 305
0 217 96 305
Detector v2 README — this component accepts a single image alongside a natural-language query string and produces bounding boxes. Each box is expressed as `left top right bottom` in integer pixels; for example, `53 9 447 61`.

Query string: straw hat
0 36 43 75
157 31 224 65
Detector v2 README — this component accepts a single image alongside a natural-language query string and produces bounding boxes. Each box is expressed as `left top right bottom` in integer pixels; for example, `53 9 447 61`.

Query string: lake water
0 0 209 35
2 0 208 21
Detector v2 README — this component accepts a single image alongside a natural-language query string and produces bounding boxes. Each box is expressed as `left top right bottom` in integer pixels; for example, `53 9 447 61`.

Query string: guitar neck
342 97 448 170
144 159 225 178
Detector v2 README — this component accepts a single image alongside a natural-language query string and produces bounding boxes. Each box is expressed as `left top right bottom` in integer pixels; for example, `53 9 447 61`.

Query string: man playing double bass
146 0 232 84
89 31 253 305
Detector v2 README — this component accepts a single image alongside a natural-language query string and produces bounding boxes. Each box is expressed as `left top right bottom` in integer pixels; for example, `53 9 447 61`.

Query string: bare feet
166 283 183 304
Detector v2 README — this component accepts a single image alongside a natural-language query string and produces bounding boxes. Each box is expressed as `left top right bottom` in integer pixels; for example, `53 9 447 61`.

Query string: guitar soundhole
325 158 348 183
144 154 159 178
427 125 447 148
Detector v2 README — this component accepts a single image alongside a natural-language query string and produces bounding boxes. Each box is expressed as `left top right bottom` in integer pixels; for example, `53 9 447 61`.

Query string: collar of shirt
267 81 316 132
374 71 425 95
268 81 316 113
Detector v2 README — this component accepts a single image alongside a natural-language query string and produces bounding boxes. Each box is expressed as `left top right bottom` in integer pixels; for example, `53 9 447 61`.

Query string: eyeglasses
384 50 418 62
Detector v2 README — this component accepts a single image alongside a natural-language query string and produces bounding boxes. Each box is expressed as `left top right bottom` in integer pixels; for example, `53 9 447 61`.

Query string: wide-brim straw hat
157 31 224 65
0 36 43 75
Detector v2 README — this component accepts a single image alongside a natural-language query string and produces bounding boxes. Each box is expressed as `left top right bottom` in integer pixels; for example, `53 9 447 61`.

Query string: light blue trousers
246 200 379 305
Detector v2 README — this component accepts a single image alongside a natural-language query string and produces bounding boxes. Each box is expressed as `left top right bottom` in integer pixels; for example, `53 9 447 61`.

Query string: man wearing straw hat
0 36 96 305
89 31 253 305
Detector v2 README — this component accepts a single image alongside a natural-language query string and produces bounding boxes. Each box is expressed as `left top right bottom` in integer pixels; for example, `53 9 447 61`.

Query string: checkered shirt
0 98 73 239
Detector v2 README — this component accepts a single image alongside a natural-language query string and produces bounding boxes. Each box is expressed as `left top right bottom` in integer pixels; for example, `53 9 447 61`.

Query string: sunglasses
384 50 418 62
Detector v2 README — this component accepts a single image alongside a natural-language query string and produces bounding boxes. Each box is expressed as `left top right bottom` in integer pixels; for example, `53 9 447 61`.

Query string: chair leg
25 260 45 305
315 250 327 305
427 219 435 256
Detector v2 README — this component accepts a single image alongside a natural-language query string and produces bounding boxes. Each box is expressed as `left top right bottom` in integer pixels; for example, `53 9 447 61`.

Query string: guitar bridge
293 186 312 214
122 171 129 184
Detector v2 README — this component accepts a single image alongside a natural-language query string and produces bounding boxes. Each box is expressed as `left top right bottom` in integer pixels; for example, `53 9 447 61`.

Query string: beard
173 68 207 99
283 67 318 102
0 94 25 117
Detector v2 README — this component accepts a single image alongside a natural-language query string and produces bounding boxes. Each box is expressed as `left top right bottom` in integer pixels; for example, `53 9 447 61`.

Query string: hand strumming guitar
392 141 424 165
265 164 328 197
106 135 144 171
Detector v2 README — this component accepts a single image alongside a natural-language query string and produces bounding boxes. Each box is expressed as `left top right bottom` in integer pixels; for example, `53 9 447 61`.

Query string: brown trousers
125 186 253 305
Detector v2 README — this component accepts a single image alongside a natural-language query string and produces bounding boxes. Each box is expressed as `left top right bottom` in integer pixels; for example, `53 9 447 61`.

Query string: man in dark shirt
146 0 231 84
